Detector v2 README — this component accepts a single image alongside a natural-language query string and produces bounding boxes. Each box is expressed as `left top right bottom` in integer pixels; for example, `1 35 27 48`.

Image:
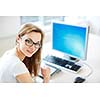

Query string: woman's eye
25 39 32 44
25 39 29 43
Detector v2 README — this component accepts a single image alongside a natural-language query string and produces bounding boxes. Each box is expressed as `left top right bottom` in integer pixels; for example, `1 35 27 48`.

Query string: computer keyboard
43 55 81 73
43 55 69 66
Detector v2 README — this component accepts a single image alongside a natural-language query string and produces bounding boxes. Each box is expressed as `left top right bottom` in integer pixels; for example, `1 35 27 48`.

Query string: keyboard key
67 61 74 66
71 65 81 71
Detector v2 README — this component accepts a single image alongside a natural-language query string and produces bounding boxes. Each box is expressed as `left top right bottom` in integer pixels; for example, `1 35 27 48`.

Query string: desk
40 34 100 83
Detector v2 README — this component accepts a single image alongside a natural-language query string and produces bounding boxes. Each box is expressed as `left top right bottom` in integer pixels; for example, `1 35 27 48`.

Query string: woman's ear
16 35 21 44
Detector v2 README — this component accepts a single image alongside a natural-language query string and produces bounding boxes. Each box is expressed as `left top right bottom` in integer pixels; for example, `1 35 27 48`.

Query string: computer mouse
74 77 86 83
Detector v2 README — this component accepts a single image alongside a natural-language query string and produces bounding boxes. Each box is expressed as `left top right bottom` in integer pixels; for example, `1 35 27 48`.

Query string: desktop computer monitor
52 22 89 61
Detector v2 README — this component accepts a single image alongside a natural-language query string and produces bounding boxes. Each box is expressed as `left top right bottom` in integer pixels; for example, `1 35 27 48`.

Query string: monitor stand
69 57 79 62
63 55 79 63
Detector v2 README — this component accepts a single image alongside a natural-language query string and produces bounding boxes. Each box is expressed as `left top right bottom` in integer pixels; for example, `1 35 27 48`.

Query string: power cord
82 61 93 78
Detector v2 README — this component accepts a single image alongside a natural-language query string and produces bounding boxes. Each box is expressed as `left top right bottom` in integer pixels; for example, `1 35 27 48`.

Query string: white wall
0 16 20 38
86 16 100 35
0 16 20 56
64 16 100 35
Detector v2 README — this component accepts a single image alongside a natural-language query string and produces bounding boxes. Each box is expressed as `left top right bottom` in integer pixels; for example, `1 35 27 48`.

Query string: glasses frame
22 38 41 49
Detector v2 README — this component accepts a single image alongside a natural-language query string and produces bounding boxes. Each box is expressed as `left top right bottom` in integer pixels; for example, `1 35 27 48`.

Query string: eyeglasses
24 38 41 49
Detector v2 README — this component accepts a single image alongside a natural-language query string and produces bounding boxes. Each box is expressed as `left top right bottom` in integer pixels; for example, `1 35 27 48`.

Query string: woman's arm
41 67 51 83
16 73 34 83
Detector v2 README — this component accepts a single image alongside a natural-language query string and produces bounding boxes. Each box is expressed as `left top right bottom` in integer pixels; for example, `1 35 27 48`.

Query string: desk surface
40 34 100 83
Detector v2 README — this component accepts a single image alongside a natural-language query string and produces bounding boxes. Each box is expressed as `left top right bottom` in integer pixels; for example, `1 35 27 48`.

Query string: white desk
39 33 100 83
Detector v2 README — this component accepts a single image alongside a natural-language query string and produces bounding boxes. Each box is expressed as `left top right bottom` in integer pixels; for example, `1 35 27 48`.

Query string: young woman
0 23 50 83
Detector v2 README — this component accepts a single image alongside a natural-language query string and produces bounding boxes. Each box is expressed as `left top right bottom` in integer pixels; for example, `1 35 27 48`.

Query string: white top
0 47 29 83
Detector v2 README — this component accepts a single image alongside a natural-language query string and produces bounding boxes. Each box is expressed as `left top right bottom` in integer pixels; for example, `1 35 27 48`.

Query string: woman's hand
41 66 51 83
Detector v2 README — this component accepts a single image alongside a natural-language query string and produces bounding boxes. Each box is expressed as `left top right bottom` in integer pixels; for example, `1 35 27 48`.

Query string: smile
27 50 34 54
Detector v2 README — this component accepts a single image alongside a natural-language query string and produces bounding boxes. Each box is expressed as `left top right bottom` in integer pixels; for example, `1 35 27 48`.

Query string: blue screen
53 22 88 60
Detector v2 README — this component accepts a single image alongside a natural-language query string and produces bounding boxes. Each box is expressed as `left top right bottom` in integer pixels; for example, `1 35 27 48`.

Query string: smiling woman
0 23 50 83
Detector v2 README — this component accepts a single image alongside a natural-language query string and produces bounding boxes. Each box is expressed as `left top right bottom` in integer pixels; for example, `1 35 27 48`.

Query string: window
21 16 39 24
21 16 64 25
20 16 64 32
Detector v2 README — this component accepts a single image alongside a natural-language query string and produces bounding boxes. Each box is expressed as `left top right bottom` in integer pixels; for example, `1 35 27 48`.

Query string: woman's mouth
27 50 34 54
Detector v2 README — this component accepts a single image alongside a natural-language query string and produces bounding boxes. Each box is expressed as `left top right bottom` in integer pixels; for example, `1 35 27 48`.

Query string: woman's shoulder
1 48 15 57
0 47 20 63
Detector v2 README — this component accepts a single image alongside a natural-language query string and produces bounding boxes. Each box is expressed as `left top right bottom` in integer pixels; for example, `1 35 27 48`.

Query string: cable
82 62 93 78
76 60 93 78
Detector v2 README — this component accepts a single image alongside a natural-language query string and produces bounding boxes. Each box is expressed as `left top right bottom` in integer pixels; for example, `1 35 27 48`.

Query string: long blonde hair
16 23 44 76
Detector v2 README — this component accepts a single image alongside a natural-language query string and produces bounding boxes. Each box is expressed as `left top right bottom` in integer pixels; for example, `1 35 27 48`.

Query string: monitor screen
52 22 89 60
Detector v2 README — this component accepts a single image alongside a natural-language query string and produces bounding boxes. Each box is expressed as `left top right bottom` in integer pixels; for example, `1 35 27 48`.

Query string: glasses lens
25 39 33 46
35 43 41 48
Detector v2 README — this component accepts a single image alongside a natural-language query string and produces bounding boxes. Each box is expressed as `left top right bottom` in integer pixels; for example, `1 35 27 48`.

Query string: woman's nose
29 45 36 51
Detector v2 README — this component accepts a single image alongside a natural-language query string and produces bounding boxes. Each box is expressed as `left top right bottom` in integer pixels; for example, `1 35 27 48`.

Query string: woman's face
17 32 41 57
